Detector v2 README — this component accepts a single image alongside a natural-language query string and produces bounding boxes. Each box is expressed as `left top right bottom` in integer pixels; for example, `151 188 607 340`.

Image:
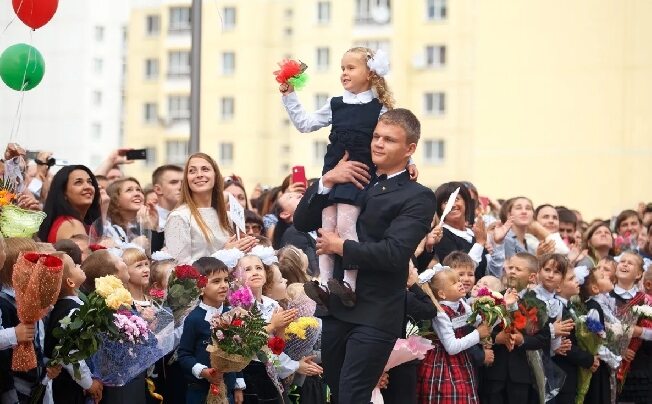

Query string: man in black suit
293 108 437 404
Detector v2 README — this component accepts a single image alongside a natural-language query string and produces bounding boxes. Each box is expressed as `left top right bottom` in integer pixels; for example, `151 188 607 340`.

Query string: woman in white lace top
164 153 255 264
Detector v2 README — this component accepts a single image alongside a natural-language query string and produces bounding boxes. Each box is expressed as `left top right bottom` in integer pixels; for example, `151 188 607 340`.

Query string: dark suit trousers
482 380 536 404
321 317 396 404
381 361 418 404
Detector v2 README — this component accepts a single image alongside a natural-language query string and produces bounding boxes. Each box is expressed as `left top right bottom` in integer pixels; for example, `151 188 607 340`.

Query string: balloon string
1 0 24 43
9 29 33 143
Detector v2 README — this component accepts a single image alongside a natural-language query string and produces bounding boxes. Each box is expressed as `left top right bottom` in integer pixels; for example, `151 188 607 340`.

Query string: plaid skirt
416 342 479 404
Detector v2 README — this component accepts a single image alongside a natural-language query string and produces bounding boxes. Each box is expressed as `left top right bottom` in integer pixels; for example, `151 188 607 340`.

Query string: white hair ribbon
367 49 390 77
418 264 450 284
151 250 174 262
212 248 245 269
574 265 590 286
249 245 278 265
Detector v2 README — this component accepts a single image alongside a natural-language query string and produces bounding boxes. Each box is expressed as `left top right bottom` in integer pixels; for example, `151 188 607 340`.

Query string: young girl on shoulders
416 266 489 403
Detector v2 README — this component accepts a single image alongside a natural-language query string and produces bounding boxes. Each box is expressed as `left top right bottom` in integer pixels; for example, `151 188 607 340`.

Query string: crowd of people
0 44 651 404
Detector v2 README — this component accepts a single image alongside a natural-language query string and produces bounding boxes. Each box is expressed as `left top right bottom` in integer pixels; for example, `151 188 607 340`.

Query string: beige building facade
123 0 652 220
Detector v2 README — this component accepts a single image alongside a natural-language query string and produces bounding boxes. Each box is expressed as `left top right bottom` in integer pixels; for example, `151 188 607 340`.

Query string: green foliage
211 305 268 358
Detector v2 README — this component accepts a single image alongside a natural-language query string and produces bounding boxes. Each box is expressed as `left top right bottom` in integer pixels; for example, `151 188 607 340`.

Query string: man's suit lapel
366 171 410 199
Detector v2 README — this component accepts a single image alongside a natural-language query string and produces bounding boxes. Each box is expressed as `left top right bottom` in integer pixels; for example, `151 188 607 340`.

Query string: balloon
12 0 59 30
0 44 45 91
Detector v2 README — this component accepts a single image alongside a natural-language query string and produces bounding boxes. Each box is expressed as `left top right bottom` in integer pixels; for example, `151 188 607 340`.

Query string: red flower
197 276 207 288
267 336 286 355
149 288 165 300
89 244 107 252
175 265 200 280
232 318 244 327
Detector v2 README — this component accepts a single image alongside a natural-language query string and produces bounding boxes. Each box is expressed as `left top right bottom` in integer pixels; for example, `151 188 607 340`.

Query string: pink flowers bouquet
113 309 150 344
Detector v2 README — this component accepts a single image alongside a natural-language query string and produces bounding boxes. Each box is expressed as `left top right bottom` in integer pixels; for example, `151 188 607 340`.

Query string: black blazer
280 225 319 277
294 172 437 337
552 303 594 395
434 227 488 280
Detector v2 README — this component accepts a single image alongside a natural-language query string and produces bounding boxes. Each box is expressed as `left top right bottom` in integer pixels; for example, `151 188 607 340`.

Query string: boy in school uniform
177 257 245 404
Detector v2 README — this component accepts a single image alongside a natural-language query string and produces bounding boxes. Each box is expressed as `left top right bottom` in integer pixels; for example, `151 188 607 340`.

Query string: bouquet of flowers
112 309 150 343
575 309 606 403
467 287 510 345
274 59 309 90
617 303 652 388
11 252 63 371
370 335 435 404
166 264 206 326
284 316 320 361
206 305 268 403
227 285 255 309
0 175 46 238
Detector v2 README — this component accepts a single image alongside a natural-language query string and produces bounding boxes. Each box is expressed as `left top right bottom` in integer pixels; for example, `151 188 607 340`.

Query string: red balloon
12 0 59 30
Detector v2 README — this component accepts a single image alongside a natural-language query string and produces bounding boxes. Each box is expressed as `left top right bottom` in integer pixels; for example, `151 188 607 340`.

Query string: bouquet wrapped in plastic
467 287 510 345
274 59 309 91
617 301 652 389
12 252 63 371
575 308 606 403
90 308 165 386
284 317 320 361
370 335 435 404
206 305 268 404
166 264 205 326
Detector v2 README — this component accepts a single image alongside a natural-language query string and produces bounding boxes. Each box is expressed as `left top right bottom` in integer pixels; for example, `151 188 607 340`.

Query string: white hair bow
418 264 450 284
151 250 174 262
574 265 590 286
121 242 145 253
367 49 390 77
212 248 245 269
107 247 123 258
249 245 278 265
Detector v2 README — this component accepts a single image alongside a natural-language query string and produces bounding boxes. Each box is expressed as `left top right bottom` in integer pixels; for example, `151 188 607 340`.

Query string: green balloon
0 44 45 91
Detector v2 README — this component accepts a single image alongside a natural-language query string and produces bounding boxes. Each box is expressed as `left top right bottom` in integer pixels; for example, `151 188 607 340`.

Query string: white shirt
432 299 480 355
156 205 171 230
165 205 231 265
318 169 407 195
254 296 300 379
613 284 639 300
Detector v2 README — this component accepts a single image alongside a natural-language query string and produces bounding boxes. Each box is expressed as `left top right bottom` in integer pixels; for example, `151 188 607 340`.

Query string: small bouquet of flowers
112 309 150 344
467 287 510 345
0 172 46 238
166 264 206 326
283 317 320 361
274 59 309 91
617 303 652 388
206 305 268 403
12 252 63 371
227 285 255 309
575 309 606 403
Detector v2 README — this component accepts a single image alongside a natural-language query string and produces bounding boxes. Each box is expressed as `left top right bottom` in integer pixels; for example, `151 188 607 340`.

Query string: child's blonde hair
150 259 175 288
346 46 395 110
122 248 148 266
421 268 458 304
478 275 503 292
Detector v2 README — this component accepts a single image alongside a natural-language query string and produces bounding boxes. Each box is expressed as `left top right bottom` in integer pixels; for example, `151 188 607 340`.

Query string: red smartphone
291 165 307 188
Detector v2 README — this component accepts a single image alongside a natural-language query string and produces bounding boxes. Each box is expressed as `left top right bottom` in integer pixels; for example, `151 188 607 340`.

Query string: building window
91 122 102 139
145 146 157 167
354 40 390 58
168 96 190 122
426 0 447 21
314 93 329 109
166 140 188 165
285 8 293 19
223 7 236 30
146 15 160 35
219 143 234 165
92 91 102 106
316 47 330 70
284 27 293 37
94 26 105 42
424 92 446 115
221 52 235 75
93 58 103 74
426 45 446 67
144 103 157 123
145 58 159 79
313 141 328 165
220 97 235 120
355 0 391 25
317 1 331 24
169 7 191 33
423 139 445 164
168 51 190 78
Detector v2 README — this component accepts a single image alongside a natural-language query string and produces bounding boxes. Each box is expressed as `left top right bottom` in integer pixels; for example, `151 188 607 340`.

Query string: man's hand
14 322 35 343
316 229 344 256
322 151 370 190
407 163 418 181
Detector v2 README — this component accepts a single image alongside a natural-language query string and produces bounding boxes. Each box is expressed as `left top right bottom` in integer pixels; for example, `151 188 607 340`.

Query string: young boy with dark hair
178 257 245 404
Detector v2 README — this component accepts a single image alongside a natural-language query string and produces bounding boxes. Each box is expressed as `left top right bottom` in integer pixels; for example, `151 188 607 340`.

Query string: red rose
232 318 243 327
149 288 165 299
197 276 208 288
175 265 200 280
267 336 285 355
89 244 107 252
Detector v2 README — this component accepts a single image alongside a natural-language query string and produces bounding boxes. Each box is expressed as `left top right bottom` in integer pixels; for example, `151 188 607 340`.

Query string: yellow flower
95 275 124 298
105 288 133 310
285 316 319 339
0 190 15 207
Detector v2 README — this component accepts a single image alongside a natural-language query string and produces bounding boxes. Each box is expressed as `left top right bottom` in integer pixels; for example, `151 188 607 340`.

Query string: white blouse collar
442 224 474 244
613 284 639 299
200 301 224 322
342 89 374 104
